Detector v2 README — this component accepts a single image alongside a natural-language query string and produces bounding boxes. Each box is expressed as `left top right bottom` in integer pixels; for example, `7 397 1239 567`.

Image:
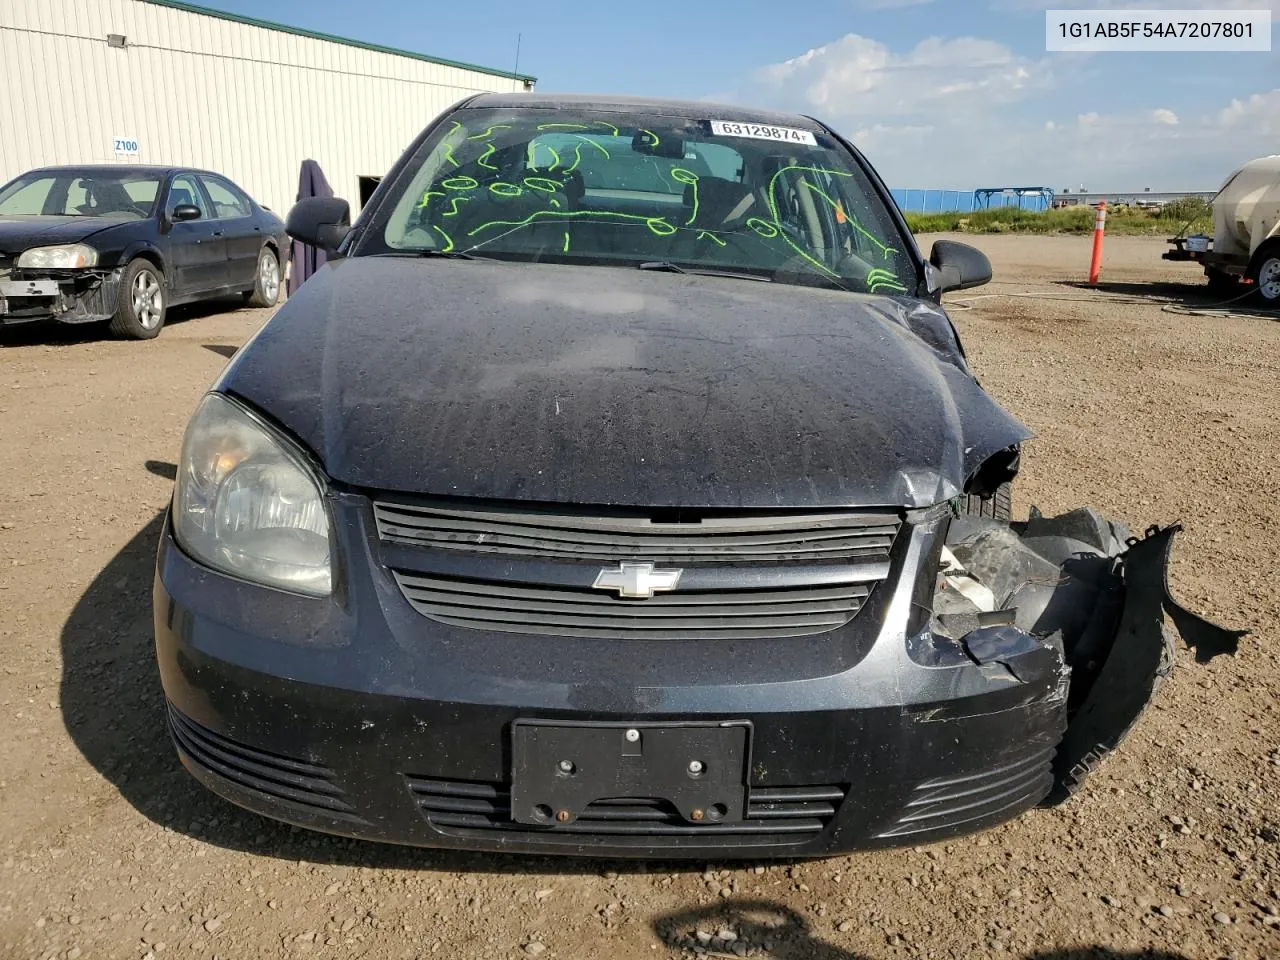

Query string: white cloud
1219 89 1280 135
755 33 1050 122
734 29 1280 189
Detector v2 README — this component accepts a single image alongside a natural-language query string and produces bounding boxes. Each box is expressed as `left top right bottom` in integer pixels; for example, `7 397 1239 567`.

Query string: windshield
375 108 913 295
0 171 161 219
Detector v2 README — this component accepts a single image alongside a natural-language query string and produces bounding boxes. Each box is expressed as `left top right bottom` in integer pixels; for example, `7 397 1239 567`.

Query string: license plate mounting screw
556 809 571 822
690 808 704 821
688 760 704 776
625 728 640 742
557 760 575 774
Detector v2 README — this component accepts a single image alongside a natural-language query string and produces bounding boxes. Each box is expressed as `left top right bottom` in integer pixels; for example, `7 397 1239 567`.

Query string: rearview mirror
286 196 351 252
631 129 685 159
171 204 202 222
929 240 992 293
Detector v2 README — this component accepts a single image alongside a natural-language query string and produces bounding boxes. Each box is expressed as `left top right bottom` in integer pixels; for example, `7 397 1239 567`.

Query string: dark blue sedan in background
0 165 287 338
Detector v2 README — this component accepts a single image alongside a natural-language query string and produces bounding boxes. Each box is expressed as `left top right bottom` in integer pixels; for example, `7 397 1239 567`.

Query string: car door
162 174 227 297
199 174 260 290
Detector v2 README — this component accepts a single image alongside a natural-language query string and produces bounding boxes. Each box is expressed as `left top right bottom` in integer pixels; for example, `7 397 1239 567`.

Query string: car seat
672 177 770 265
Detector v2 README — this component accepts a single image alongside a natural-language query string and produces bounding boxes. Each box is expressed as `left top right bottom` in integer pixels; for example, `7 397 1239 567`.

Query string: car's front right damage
912 499 1245 822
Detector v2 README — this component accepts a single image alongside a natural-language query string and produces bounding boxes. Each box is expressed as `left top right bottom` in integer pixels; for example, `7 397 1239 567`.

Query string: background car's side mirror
929 240 993 293
286 196 351 252
171 204 202 222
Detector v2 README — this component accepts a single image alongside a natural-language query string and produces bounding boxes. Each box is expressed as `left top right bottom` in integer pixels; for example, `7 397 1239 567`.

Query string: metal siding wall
0 0 527 215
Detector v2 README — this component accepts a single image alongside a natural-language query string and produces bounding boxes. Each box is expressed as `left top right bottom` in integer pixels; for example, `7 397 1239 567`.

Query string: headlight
17 243 99 269
174 393 332 596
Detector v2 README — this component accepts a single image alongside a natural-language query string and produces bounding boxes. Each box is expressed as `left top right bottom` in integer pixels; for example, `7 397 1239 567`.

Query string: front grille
876 746 1055 839
393 572 870 639
167 705 361 820
407 776 844 843
373 499 901 565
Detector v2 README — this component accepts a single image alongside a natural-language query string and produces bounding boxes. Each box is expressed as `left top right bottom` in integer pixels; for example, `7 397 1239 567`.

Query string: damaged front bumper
153 498 1243 857
931 507 1245 807
0 269 121 325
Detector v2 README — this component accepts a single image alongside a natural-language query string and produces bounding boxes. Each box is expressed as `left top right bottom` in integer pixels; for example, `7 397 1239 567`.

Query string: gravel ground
0 235 1276 960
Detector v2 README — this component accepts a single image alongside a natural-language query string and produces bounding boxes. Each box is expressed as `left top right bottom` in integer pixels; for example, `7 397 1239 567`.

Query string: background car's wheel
109 259 166 340
1248 241 1280 308
245 247 281 307
960 481 1012 520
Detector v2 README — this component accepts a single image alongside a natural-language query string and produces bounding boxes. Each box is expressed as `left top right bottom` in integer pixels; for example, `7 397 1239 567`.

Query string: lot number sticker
709 120 817 145
113 137 140 156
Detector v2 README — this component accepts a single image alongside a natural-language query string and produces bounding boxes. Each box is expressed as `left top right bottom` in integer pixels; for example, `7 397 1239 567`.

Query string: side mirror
929 240 992 293
286 196 351 252
171 204 202 222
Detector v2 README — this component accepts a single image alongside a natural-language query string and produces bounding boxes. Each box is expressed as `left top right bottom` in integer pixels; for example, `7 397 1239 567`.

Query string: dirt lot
0 235 1276 960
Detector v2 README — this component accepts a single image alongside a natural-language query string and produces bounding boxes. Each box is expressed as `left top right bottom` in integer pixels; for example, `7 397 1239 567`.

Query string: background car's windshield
378 109 913 295
0 171 161 219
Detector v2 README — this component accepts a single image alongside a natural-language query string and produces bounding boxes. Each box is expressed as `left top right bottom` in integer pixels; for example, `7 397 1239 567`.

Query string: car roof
23 165 203 178
463 93 827 132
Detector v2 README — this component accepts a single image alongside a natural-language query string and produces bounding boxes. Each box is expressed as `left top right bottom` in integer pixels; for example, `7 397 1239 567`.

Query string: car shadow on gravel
60 512 817 876
0 297 255 347
651 901 1194 959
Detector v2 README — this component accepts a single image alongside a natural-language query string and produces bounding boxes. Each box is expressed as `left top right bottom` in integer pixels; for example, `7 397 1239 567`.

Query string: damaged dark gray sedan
153 93 1241 857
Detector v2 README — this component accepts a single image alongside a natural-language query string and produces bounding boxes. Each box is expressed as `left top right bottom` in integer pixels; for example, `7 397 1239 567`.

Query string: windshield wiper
375 249 499 262
414 249 499 261
638 261 771 282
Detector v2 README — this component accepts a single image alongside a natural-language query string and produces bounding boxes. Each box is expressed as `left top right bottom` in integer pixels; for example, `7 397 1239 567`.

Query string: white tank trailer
1164 155 1280 306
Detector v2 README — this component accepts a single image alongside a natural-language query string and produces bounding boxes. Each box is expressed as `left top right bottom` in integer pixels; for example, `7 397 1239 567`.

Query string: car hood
0 215 134 251
219 258 1032 508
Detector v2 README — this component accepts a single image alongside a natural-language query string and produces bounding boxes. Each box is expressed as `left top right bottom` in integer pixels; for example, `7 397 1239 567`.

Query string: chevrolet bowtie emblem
591 562 683 599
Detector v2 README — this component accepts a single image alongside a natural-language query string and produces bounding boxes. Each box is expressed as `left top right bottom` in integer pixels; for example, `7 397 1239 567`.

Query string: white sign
1046 10 1271 51
112 137 140 156
708 120 817 146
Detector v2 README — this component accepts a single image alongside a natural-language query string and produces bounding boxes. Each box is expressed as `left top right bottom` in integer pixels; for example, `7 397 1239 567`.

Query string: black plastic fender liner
1046 525 1247 803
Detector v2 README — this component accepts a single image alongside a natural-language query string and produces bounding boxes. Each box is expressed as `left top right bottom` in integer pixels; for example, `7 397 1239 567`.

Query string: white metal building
0 0 535 216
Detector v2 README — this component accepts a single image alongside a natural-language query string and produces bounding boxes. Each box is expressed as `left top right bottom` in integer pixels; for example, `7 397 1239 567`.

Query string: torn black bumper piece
934 510 1245 807
153 504 1242 858
0 272 120 325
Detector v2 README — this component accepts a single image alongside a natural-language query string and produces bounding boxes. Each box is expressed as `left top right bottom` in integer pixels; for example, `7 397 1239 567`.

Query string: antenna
513 33 522 82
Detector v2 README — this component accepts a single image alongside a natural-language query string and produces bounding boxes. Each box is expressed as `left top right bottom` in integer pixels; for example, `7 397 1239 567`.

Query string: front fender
117 240 171 286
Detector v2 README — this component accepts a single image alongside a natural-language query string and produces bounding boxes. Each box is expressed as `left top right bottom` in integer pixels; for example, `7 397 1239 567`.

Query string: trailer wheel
1248 241 1280 308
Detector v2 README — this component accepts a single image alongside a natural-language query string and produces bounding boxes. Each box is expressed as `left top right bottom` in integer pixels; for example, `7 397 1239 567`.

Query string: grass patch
906 198 1213 237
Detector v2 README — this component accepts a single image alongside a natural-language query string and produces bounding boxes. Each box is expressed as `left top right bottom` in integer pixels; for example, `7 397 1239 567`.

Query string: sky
202 0 1279 190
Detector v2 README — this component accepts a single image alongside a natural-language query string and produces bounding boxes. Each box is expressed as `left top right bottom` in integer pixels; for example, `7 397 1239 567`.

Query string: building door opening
358 176 383 211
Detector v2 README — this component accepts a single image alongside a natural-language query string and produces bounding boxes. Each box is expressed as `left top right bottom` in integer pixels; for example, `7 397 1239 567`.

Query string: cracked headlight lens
173 393 332 596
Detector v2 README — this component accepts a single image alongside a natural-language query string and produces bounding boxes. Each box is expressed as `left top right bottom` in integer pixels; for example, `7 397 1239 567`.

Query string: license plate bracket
510 720 751 826
0 279 59 297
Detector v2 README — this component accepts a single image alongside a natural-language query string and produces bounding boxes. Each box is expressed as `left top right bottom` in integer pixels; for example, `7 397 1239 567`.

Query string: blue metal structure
890 187 1055 214
974 187 1054 211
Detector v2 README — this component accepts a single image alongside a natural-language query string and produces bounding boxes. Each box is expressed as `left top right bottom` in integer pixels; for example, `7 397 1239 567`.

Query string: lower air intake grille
393 572 870 639
877 747 1054 838
167 704 360 820
407 777 845 844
